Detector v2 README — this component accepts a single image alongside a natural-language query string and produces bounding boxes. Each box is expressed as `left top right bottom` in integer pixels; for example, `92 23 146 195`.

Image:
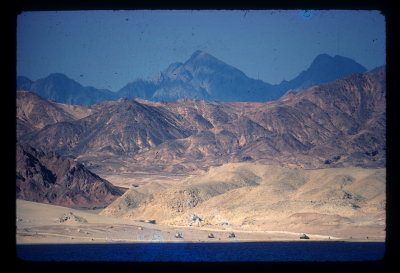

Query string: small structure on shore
300 233 310 239
58 212 88 224
208 233 215 238
175 232 183 238
228 232 236 238
188 213 203 227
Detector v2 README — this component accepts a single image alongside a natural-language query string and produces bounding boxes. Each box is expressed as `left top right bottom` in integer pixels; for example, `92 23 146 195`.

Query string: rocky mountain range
17 51 369 104
15 51 386 238
16 143 126 208
17 69 386 177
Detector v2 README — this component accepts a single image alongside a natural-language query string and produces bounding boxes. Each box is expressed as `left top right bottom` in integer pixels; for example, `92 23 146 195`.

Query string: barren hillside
101 163 385 238
16 143 126 208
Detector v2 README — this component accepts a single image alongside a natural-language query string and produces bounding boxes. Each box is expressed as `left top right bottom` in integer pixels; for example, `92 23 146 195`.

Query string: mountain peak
191 50 206 58
285 53 367 91
309 54 366 72
315 53 332 59
23 72 116 105
47 73 72 81
309 54 335 67
186 50 220 65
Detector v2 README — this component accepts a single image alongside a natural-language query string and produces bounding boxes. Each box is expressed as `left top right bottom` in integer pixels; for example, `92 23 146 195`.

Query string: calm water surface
16 241 385 262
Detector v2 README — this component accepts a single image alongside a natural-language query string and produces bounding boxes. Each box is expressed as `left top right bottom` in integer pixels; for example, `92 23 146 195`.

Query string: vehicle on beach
300 234 310 239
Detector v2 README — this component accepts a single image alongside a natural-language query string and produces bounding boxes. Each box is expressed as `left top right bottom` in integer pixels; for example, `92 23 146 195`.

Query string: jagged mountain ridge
128 70 385 171
17 51 369 104
19 96 193 157
16 143 126 208
146 50 276 102
17 69 386 175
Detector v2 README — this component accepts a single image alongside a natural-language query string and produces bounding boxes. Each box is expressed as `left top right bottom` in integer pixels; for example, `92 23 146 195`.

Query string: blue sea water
16 241 385 262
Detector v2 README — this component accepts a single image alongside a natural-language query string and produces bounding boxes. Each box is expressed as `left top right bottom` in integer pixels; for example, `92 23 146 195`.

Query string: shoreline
16 199 385 245
17 229 385 245
16 239 386 245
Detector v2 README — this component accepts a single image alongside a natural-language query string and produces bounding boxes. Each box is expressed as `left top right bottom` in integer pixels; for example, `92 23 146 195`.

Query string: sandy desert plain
16 163 385 244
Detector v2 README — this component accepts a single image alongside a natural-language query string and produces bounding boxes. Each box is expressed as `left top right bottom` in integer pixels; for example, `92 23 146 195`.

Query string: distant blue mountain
16 76 33 91
117 78 157 101
280 54 367 91
17 51 369 104
368 64 386 73
17 73 117 105
116 51 368 102
127 50 277 102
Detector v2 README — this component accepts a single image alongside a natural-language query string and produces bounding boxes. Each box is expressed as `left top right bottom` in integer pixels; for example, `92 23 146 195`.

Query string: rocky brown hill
20 97 192 158
101 163 385 238
16 143 126 208
17 69 385 175
17 90 77 137
16 90 97 139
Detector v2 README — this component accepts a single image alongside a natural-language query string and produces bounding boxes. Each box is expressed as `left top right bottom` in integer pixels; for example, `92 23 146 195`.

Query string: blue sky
17 10 385 91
